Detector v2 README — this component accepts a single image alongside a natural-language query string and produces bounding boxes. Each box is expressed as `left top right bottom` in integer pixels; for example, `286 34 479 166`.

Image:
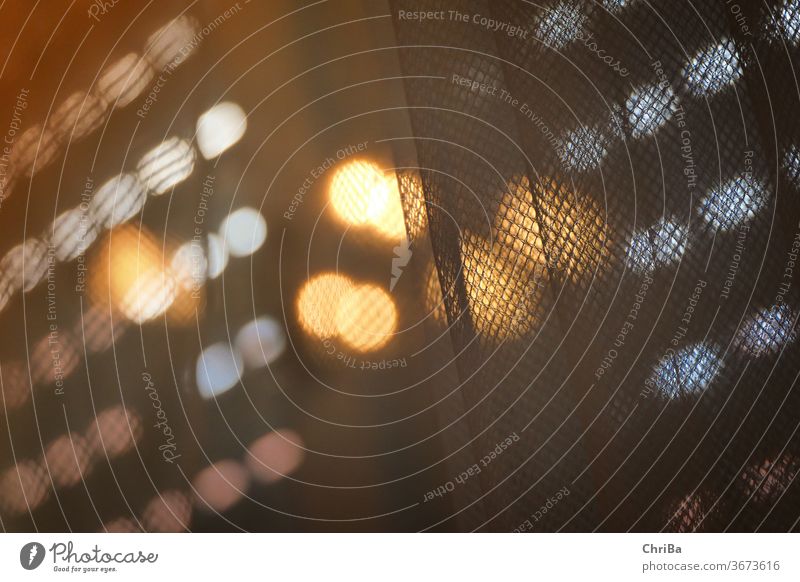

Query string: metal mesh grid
391 0 800 531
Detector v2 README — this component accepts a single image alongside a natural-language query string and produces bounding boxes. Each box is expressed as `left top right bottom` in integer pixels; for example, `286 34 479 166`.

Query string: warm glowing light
371 175 407 240
114 249 175 324
193 460 249 512
195 342 243 399
398 171 428 242
494 177 548 267
457 175 610 340
297 274 397 351
246 429 305 484
219 207 267 257
136 137 196 195
329 159 389 226
460 234 543 340
297 273 354 339
493 176 610 285
423 260 448 325
196 102 248 159
532 177 611 282
335 283 397 352
145 15 200 69
97 52 155 109
90 226 176 324
327 161 409 240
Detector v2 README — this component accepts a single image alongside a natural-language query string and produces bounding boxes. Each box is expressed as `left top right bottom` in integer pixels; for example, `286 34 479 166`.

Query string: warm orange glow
371 175 407 240
329 159 389 226
97 52 154 109
423 260 448 325
328 160 410 241
90 226 177 324
297 274 397 351
460 175 611 340
328 160 416 241
335 283 397 352
532 177 611 282
492 176 611 283
460 233 543 340
494 178 548 264
297 273 353 339
145 15 200 70
399 171 428 242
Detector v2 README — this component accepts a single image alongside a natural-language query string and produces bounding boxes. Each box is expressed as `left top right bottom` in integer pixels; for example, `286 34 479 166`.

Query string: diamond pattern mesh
391 0 800 531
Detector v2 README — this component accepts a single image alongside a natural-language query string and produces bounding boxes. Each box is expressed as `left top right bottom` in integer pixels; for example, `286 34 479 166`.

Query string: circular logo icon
20 542 45 570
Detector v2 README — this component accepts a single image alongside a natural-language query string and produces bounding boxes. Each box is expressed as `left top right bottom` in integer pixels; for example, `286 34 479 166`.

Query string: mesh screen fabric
391 0 800 531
